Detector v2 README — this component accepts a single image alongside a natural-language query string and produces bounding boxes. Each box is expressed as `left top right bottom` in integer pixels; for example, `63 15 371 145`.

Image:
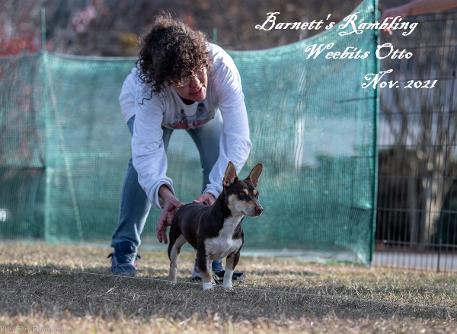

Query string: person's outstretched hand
156 187 183 244
193 192 216 206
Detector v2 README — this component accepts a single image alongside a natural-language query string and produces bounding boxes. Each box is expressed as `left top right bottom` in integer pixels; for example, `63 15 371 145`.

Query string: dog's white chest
204 216 243 260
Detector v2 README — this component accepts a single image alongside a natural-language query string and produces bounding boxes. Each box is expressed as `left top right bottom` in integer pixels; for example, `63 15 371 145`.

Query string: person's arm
132 87 183 243
204 47 252 198
131 87 175 208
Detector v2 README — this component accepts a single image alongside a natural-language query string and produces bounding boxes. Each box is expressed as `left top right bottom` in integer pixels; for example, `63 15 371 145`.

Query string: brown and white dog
168 161 263 290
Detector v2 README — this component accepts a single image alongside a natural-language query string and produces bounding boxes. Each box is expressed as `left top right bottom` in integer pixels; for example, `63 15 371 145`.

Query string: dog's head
223 161 263 217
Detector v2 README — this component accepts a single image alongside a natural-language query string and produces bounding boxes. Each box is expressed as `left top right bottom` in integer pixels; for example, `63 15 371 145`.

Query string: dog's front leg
224 250 240 289
196 248 213 290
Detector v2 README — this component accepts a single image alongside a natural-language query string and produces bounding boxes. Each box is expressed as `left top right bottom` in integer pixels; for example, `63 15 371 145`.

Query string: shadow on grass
0 263 455 321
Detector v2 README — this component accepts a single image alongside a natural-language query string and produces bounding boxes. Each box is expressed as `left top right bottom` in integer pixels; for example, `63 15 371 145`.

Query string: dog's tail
167 221 181 260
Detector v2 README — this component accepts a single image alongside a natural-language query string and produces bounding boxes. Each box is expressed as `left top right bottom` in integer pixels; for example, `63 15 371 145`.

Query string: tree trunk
420 170 448 247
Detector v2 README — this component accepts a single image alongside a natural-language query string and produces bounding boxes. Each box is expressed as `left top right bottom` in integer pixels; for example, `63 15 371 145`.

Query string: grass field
0 242 456 333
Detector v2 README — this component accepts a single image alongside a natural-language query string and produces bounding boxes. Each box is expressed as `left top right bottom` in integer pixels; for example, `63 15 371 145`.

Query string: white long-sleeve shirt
119 43 251 208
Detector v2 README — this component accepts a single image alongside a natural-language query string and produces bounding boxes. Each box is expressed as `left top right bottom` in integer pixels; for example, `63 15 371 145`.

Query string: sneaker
108 241 140 277
214 270 244 282
191 263 244 284
191 264 220 283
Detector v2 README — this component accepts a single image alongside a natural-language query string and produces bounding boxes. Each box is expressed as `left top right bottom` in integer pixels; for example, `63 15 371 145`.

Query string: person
381 0 457 34
109 14 251 281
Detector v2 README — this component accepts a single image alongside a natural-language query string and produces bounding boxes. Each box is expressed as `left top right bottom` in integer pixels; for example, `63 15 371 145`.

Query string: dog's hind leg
168 224 186 284
224 250 240 289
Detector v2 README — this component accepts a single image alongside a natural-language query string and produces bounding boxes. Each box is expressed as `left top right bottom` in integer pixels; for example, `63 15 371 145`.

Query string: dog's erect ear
223 161 238 187
246 163 263 186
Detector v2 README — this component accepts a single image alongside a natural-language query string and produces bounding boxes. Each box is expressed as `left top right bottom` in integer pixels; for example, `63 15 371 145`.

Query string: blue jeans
111 113 224 271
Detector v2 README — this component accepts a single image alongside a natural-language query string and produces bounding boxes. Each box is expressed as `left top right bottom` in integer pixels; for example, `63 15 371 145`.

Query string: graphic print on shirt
167 102 215 129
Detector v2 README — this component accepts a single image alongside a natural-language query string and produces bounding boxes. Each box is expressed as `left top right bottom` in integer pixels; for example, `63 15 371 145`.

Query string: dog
168 161 263 290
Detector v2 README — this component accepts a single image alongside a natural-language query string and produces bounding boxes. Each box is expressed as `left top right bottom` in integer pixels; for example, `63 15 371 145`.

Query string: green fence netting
0 0 377 263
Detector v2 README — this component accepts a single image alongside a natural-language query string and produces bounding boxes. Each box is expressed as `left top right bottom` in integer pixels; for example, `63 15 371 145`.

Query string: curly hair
137 14 211 93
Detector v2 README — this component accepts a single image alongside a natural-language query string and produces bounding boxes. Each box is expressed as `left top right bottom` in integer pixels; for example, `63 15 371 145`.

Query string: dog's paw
223 282 233 290
202 282 214 290
169 274 177 285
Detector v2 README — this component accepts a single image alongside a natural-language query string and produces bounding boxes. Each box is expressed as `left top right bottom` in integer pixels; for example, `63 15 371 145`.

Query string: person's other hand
156 196 183 244
193 192 216 206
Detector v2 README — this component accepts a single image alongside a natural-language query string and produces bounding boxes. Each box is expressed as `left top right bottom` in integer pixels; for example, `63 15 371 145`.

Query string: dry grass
0 241 456 333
